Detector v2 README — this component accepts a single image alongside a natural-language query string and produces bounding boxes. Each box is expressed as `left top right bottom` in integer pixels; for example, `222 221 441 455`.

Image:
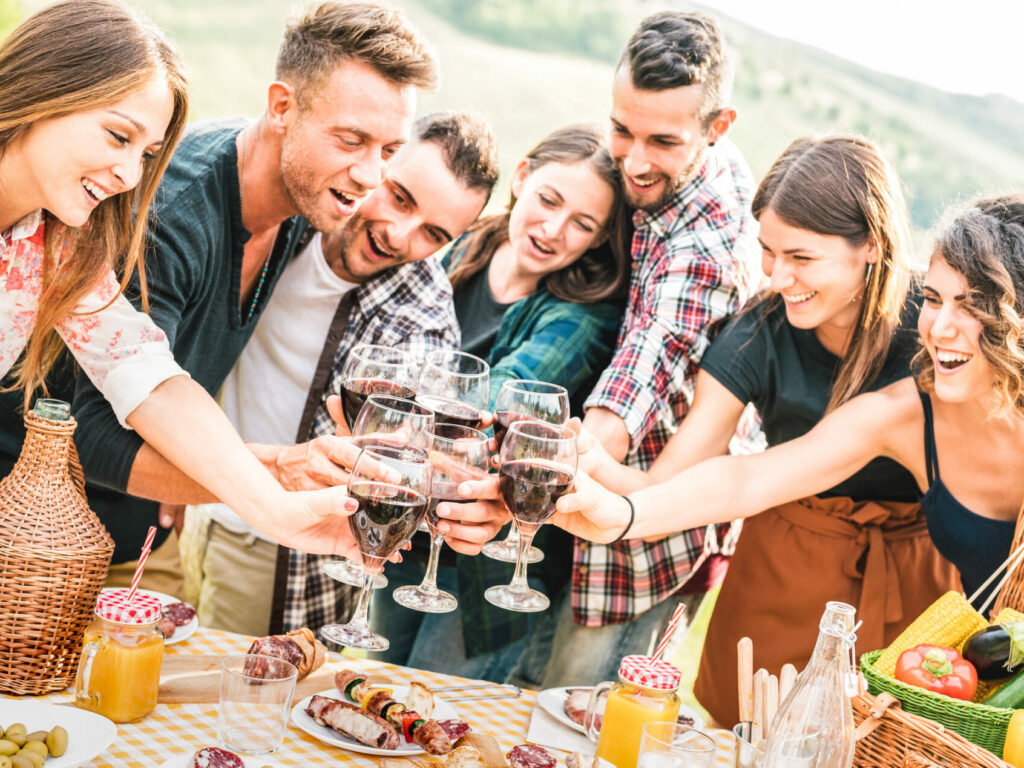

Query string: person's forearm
125 376 286 531
125 443 218 503
582 406 631 462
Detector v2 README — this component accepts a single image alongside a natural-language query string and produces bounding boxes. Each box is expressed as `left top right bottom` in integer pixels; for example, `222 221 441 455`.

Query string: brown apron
694 496 960 726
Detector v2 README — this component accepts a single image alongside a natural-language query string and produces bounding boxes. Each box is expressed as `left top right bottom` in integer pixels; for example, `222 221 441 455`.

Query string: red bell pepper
401 711 424 743
895 644 978 701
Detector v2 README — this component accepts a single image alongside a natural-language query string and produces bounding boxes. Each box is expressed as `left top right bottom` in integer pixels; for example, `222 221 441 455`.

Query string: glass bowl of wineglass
321 444 432 651
485 420 577 613
339 344 417 431
415 349 489 430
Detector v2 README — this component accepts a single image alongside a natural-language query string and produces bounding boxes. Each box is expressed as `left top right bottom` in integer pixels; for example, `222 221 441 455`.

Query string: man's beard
332 213 392 283
628 141 708 213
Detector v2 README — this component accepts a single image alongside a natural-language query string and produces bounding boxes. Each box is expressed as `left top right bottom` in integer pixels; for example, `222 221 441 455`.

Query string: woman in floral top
0 0 362 557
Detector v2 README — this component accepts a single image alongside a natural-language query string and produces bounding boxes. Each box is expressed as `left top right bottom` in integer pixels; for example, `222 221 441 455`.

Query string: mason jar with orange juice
586 655 682 768
74 590 164 723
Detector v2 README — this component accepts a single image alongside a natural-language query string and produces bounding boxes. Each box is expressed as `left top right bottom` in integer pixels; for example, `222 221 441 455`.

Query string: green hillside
13 0 1024 232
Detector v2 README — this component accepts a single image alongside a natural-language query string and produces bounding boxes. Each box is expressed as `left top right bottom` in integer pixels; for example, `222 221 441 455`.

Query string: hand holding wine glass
324 394 435 588
485 420 577 613
484 380 570 564
321 445 432 651
392 423 490 613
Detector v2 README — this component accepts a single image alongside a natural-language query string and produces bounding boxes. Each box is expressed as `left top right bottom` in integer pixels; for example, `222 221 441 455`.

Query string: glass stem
349 570 375 629
421 533 445 593
510 527 535 590
504 520 521 546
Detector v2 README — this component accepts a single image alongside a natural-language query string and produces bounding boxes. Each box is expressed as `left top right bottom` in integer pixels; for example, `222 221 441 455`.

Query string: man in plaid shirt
539 11 761 685
187 112 503 636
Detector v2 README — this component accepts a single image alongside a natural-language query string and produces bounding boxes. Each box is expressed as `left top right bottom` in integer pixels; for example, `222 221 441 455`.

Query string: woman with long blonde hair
0 0 359 558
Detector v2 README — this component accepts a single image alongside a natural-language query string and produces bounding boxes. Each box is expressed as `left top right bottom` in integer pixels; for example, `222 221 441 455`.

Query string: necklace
238 127 272 323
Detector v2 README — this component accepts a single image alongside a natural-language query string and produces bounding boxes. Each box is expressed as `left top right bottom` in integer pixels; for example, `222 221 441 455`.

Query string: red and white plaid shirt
577 139 761 625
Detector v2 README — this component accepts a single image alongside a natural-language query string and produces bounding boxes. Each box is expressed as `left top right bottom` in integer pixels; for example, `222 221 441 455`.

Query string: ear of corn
874 591 987 676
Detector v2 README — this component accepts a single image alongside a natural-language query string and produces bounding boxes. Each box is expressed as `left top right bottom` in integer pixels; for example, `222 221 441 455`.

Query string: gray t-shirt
453 265 513 359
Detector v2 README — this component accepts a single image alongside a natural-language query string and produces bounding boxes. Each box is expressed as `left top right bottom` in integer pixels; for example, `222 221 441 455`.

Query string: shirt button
578 541 589 552
578 565 589 576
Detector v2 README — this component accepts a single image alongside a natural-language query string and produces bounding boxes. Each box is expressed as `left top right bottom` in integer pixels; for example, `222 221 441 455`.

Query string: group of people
2 0 1022 729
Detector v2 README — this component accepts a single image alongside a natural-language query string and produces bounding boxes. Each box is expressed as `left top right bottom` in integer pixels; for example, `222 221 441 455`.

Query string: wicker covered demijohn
0 399 114 694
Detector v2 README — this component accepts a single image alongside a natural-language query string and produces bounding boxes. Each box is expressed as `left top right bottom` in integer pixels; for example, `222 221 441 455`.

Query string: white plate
290 685 458 756
0 700 116 768
159 754 282 768
101 588 198 645
535 686 704 735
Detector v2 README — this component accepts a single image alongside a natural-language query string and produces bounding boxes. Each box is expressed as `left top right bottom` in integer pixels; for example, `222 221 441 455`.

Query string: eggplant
963 623 1024 680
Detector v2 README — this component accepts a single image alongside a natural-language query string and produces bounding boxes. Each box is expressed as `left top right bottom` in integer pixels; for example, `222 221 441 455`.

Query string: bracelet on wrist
610 494 636 543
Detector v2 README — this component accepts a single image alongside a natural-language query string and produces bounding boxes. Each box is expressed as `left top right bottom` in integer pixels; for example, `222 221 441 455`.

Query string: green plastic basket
861 649 1013 757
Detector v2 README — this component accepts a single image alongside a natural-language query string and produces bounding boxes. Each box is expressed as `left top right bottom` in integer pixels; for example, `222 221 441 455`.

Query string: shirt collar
0 209 44 248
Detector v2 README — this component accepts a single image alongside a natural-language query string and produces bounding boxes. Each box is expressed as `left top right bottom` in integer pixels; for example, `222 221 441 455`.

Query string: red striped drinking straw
126 525 158 603
650 602 688 663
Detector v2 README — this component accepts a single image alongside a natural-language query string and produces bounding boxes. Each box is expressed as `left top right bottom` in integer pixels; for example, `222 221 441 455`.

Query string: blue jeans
369 555 529 682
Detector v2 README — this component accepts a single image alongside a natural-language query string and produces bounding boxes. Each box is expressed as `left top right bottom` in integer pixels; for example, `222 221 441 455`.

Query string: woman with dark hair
550 135 961 723
447 122 630 404
0 0 360 558
374 123 630 681
558 196 1024 720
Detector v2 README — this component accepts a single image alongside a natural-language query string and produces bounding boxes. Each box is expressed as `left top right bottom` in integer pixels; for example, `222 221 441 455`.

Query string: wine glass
327 395 436 588
392 423 490 613
483 380 570 564
338 344 418 431
485 420 577 613
637 723 716 768
321 445 432 651
415 349 490 430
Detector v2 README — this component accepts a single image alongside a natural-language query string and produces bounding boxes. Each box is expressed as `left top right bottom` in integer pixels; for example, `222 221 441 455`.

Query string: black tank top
919 391 1015 608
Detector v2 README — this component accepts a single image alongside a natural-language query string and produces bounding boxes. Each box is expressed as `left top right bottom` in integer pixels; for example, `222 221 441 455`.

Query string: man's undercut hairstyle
414 111 500 202
277 0 438 104
619 11 733 129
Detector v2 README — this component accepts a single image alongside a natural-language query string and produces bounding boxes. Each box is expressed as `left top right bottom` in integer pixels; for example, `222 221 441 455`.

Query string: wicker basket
0 408 114 694
853 691 1009 767
860 649 1012 755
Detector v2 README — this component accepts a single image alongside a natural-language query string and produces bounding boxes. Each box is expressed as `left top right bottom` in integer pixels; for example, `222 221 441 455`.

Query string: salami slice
191 746 245 768
162 601 196 626
508 744 557 768
437 719 471 740
157 617 177 639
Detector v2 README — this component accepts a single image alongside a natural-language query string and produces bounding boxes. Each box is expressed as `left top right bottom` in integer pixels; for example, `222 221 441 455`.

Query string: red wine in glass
498 459 574 535
494 410 542 451
341 378 417 430
347 480 428 570
416 395 483 430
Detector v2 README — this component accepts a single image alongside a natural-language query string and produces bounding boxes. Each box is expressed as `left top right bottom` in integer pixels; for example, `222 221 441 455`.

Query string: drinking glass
217 654 297 755
484 420 576 612
329 395 436 588
638 722 717 768
321 445 432 651
483 380 570 564
393 423 490 613
338 343 418 430
415 349 490 430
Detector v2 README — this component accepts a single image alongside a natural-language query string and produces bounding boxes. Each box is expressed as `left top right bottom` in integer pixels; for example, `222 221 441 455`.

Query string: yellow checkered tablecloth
11 626 736 766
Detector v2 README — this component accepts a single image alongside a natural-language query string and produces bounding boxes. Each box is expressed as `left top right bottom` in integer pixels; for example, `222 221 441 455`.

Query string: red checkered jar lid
95 589 162 625
617 655 681 690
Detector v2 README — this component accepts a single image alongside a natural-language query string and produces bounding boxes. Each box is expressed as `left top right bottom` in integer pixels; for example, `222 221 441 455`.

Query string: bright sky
707 0 1024 103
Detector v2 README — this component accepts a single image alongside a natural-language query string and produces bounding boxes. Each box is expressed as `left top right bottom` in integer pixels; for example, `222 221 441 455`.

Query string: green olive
20 735 45 750
8 755 32 768
0 743 15 758
14 750 41 768
0 755 12 768
19 742 45 760
45 726 68 758
0 727 22 748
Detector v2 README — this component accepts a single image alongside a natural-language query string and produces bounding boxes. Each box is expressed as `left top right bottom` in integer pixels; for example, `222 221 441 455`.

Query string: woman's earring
865 262 875 283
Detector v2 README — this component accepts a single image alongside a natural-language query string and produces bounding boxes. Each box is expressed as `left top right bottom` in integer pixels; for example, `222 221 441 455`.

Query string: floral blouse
0 210 186 427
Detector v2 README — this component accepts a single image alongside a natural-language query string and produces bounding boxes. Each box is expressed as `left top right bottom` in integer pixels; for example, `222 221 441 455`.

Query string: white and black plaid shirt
273 254 459 633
